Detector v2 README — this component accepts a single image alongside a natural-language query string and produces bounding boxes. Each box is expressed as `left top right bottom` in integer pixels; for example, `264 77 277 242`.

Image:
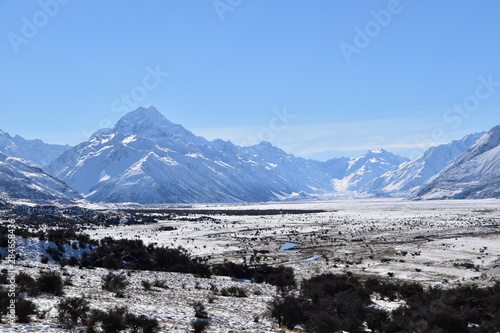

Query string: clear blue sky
1 0 499 160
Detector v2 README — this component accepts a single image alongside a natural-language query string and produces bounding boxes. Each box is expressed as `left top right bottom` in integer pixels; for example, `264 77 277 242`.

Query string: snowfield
86 199 500 284
1 198 500 332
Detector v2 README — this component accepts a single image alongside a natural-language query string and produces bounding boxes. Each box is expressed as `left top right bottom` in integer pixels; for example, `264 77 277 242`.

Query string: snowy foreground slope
1 199 500 332
0 152 81 201
416 125 500 199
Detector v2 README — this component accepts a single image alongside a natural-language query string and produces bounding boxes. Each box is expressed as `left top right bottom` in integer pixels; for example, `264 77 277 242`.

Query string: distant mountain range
362 132 485 197
415 125 500 199
0 129 70 167
46 106 337 203
0 105 498 203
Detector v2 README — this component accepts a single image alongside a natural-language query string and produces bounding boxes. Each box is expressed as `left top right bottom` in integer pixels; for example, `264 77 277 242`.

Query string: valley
1 199 499 332
86 199 500 285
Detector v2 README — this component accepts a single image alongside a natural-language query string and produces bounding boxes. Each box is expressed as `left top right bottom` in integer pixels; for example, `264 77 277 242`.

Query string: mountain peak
366 148 387 155
118 105 167 124
113 106 197 141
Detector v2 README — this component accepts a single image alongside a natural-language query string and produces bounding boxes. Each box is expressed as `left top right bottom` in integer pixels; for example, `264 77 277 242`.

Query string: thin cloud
190 117 472 160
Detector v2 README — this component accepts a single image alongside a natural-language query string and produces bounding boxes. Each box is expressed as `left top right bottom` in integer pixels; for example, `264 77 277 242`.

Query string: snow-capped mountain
47 106 336 204
13 104 492 204
320 157 350 179
363 132 484 197
415 125 500 199
0 129 70 167
0 152 82 201
328 149 408 193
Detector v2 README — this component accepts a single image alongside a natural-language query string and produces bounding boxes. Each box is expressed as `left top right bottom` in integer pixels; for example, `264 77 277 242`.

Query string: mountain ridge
47 106 344 203
361 132 485 197
0 130 71 167
415 125 500 199
2 105 497 203
0 152 82 202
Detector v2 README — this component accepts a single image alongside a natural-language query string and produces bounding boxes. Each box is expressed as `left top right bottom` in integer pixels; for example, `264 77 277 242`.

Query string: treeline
268 273 500 333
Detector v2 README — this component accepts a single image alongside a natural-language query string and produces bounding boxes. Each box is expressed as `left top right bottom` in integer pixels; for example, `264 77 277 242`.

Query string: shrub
46 246 62 261
16 272 38 295
193 301 209 319
99 306 128 333
0 290 11 318
141 280 151 290
125 313 160 333
57 296 90 328
219 286 247 298
266 295 307 329
102 272 129 293
68 256 79 266
84 309 104 333
152 279 168 289
0 270 8 284
15 295 37 323
191 301 210 333
37 270 64 295
1 292 37 323
191 318 210 333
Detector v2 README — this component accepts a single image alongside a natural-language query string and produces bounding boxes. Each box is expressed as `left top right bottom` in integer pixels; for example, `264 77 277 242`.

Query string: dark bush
191 302 210 333
152 279 168 289
268 273 500 333
102 272 129 293
84 308 104 333
99 306 128 333
212 263 296 290
37 270 64 295
46 246 62 261
81 238 211 277
193 301 209 319
1 292 37 323
57 296 90 328
15 295 37 323
16 272 38 295
125 313 160 333
0 270 8 284
191 318 210 333
41 255 50 264
267 295 308 329
219 286 247 298
141 280 151 290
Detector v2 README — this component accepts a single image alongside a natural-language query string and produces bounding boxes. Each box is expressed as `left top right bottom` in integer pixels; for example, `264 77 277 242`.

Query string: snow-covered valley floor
1 198 500 332
88 199 500 285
